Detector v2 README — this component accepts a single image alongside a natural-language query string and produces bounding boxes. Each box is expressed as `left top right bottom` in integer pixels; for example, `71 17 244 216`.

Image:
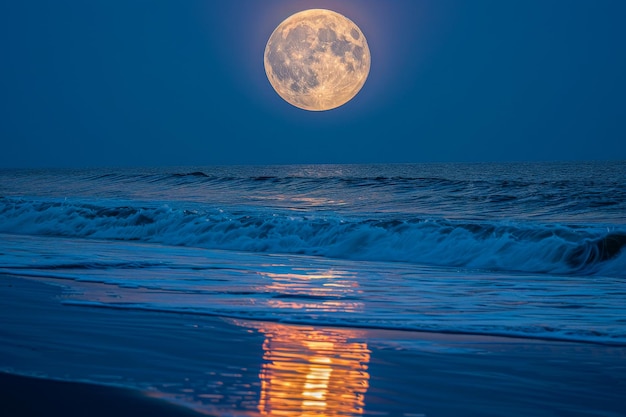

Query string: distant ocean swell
78 171 626 217
4 165 625 222
2 198 625 278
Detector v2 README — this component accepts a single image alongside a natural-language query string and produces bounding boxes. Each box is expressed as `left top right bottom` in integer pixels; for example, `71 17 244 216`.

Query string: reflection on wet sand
245 321 371 417
146 319 371 416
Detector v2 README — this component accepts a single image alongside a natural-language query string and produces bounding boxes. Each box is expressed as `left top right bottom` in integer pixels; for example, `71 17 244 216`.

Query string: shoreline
0 371 206 417
2 273 625 416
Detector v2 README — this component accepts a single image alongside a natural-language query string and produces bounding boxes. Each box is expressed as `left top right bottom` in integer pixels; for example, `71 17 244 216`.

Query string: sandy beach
0 371 205 417
1 273 625 416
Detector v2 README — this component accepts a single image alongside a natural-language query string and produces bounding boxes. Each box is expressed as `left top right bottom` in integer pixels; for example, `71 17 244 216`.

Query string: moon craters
264 9 371 111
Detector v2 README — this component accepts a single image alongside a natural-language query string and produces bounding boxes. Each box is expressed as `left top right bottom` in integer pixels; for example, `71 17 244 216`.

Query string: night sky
2 0 625 168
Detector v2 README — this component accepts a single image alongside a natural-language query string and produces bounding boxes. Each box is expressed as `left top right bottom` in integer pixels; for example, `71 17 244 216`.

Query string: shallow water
1 233 625 346
2 275 625 417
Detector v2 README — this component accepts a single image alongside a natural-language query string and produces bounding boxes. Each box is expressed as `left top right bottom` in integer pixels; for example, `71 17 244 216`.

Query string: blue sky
1 0 625 167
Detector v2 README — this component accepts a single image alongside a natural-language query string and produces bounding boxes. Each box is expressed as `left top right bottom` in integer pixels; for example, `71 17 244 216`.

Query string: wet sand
1 274 625 417
0 372 206 417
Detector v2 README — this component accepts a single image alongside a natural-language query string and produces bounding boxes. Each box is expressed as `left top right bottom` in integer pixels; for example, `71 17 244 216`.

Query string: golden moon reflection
242 321 371 417
260 269 363 314
264 9 371 111
250 267 369 416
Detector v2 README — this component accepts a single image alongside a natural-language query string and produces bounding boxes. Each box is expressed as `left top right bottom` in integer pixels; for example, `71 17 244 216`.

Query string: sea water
1 161 625 345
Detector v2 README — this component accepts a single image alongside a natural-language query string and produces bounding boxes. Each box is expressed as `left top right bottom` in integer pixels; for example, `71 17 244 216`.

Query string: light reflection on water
145 320 372 417
260 269 363 314
247 267 371 416
242 321 371 417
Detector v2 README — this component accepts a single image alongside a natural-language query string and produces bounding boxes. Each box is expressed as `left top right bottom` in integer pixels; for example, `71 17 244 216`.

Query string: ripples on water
1 161 624 221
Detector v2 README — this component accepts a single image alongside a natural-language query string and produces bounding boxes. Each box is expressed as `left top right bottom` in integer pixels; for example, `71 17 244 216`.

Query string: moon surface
264 9 371 111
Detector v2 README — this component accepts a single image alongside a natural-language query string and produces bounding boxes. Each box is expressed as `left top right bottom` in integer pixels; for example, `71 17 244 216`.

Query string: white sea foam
1 198 625 277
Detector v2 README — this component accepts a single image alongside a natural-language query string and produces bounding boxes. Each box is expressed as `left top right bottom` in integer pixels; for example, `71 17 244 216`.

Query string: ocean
1 161 626 415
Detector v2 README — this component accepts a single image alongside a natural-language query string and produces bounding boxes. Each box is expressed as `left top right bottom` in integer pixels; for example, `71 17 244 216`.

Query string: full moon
264 9 371 111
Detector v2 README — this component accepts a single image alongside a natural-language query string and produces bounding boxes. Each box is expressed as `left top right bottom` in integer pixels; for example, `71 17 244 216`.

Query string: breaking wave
1 198 625 278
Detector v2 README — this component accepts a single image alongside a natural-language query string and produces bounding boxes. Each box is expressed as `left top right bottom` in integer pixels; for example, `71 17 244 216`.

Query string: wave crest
1 198 624 277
